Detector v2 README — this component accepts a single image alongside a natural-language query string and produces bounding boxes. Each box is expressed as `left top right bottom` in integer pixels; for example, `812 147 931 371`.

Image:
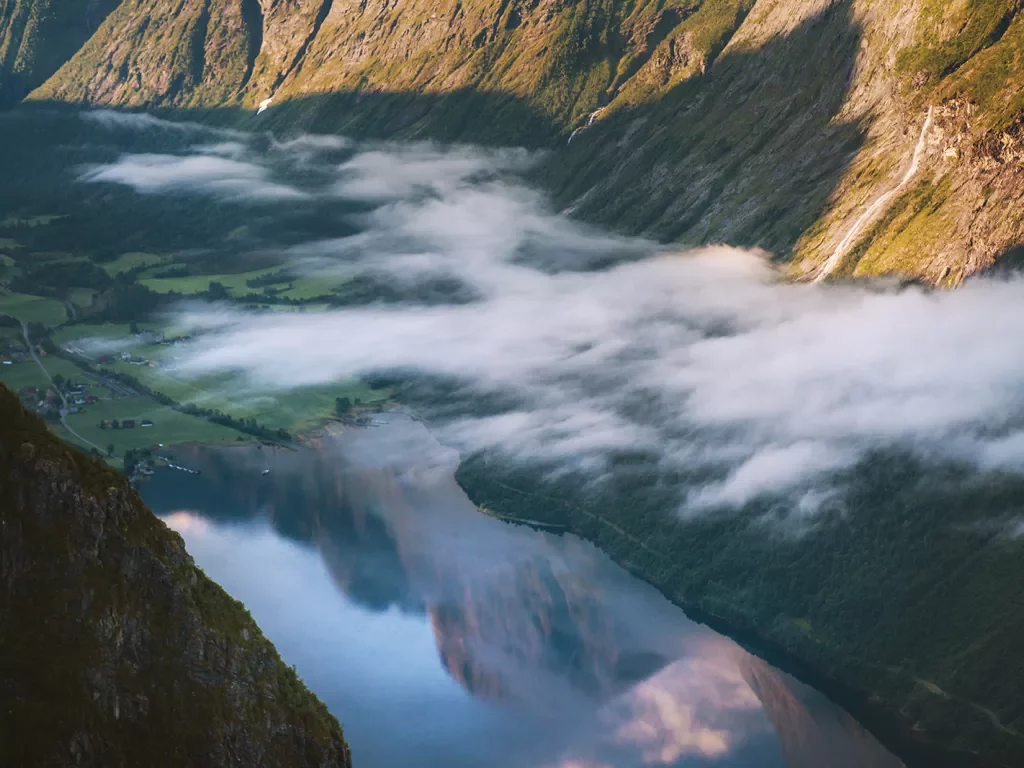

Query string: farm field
103 355 388 432
63 397 246 455
274 275 347 300
0 356 107 394
140 267 281 295
0 292 67 325
101 252 168 276
53 322 166 348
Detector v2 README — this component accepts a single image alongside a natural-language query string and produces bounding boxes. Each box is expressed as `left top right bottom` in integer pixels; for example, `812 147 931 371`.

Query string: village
0 326 224 473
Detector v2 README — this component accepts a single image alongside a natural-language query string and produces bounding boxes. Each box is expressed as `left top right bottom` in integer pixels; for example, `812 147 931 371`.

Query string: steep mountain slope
0 0 122 107
454 445 1024 767
12 0 1024 283
0 384 352 768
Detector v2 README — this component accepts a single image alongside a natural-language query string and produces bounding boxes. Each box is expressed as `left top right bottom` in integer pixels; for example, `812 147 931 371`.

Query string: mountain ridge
3 0 1022 283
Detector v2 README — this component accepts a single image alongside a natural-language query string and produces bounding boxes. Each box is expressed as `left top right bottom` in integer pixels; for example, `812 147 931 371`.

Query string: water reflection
142 415 902 768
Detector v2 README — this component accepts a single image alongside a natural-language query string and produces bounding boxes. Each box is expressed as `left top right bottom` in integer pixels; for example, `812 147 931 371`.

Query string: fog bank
81 112 1024 519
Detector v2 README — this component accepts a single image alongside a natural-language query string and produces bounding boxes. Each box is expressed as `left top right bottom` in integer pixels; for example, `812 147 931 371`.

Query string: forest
453 445 1024 766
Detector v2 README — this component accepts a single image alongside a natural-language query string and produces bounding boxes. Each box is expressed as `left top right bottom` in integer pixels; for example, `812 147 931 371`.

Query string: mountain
0 0 121 107
2 0 1023 282
0 384 352 768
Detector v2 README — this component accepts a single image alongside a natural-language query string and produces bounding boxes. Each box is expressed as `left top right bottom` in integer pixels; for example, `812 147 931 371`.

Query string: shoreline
463 486 990 768
452 457 1003 768
168 416 999 768
603 560 982 768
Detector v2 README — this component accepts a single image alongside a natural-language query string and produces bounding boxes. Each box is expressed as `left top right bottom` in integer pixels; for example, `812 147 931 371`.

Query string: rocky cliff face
4 0 1023 283
0 384 352 768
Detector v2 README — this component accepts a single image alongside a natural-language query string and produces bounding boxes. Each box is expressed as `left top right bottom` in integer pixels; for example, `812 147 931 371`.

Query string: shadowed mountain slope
0 383 353 768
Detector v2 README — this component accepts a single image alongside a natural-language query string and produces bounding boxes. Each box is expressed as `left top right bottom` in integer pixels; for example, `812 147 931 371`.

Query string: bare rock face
0 383 352 768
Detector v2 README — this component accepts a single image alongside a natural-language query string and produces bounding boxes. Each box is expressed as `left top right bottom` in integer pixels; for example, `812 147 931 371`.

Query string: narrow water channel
141 415 903 768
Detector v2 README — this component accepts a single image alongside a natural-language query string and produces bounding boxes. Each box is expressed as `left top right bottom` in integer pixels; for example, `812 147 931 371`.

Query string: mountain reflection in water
143 415 902 768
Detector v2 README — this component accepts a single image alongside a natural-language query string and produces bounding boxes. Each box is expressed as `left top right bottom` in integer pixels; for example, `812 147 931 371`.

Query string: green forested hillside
455 448 1024 767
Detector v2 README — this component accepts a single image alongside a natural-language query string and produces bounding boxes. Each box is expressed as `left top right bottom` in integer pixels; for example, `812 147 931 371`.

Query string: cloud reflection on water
155 419 902 768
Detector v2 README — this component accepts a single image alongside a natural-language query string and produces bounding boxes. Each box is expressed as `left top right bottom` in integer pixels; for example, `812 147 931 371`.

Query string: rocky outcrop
0 383 352 768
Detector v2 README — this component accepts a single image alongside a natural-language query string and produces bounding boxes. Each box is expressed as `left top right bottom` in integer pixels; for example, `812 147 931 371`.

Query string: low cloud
81 109 243 138
78 124 1024 518
80 153 307 201
332 143 534 201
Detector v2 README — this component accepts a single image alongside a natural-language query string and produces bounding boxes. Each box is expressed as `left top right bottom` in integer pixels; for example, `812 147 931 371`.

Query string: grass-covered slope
0 383 352 768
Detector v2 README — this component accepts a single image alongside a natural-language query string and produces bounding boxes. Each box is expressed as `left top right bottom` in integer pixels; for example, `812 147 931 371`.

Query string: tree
112 419 120 429
52 373 65 389
129 321 139 335
107 443 115 457
334 396 352 416
207 281 229 301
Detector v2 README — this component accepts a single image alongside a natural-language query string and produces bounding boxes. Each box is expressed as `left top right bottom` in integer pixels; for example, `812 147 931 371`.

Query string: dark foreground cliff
0 383 352 768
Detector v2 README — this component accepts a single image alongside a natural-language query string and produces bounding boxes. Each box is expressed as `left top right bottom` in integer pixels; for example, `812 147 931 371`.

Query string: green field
98 352 389 432
140 268 350 301
256 383 392 433
101 252 168 276
274 275 348 300
0 254 14 267
53 323 154 345
62 398 246 455
140 267 282 296
0 238 20 249
0 361 51 392
0 292 67 326
0 356 96 393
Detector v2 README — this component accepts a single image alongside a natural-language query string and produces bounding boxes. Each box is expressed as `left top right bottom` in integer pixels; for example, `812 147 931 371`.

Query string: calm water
141 415 902 768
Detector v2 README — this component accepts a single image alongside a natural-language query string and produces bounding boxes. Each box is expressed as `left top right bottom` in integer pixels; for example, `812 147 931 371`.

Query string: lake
141 414 903 768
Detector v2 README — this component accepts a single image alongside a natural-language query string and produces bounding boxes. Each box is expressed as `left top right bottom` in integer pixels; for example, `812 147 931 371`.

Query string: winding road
2 312 105 453
814 106 935 283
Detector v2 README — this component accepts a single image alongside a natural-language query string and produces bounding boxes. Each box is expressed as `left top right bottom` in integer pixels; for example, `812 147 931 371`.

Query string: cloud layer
80 114 1024 518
